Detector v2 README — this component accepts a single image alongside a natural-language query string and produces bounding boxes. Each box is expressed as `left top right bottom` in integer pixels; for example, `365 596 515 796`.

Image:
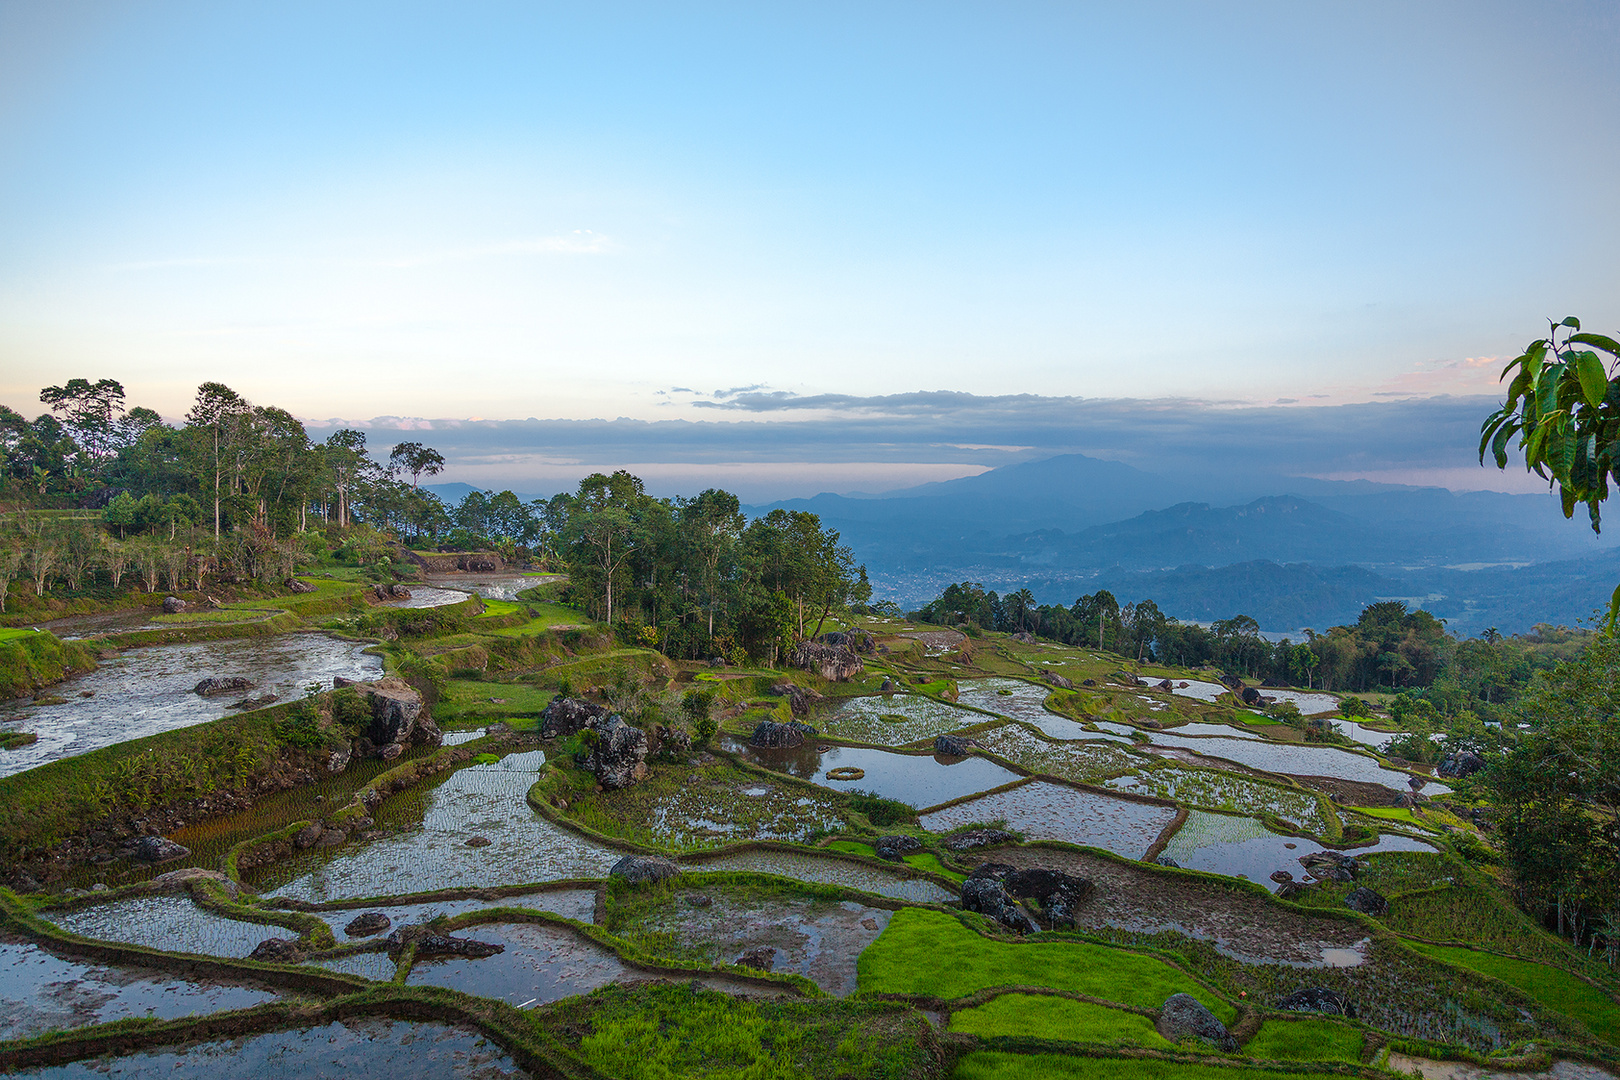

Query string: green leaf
1575 350 1608 408
1561 315 1581 329
1536 362 1564 418
1490 421 1516 469
1561 484 1577 518
1606 582 1620 638
1569 332 1620 356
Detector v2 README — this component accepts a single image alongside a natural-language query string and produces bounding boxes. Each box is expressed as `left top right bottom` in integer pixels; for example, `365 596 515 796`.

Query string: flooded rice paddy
406 920 632 1004
0 932 279 1041
1108 765 1338 836
1146 731 1447 792
2 634 382 778
972 724 1143 785
303 888 598 939
731 739 1023 809
919 780 1177 859
683 850 957 904
1162 809 1438 891
42 895 274 958
816 693 984 746
5 1018 526 1080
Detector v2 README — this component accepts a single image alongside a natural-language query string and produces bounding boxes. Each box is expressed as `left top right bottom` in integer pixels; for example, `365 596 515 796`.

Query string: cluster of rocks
767 682 825 718
373 583 412 600
384 923 504 960
817 629 875 653
1279 850 1390 915
960 862 1095 932
748 719 817 749
786 639 865 682
873 835 922 862
538 696 652 789
944 829 1015 853
1437 749 1486 778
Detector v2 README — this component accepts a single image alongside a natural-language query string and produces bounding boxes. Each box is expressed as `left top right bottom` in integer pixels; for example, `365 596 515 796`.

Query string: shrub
847 790 917 827
1338 695 1372 718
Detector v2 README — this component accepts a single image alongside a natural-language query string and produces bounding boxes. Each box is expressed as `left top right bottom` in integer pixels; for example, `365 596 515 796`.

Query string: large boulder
819 630 875 653
540 696 611 740
1298 850 1360 882
1042 670 1075 690
786 640 865 682
1344 885 1389 916
133 836 189 863
1157 993 1236 1051
960 876 1039 935
249 938 305 964
385 923 503 959
194 676 254 697
768 682 825 718
944 829 1016 853
585 714 650 789
874 835 923 862
287 578 318 594
1437 750 1486 779
934 733 978 756
1001 867 1096 929
349 677 435 749
150 867 237 896
1240 686 1265 707
1277 986 1357 1019
345 912 392 937
610 854 682 885
162 595 187 614
748 720 817 749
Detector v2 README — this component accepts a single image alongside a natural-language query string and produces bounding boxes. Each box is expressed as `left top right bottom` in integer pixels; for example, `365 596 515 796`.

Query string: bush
847 790 917 827
1338 695 1372 718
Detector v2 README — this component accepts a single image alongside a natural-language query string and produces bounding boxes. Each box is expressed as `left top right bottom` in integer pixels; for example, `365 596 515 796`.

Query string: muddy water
2 634 382 778
257 759 623 901
7 1018 526 1080
1162 809 1438 892
730 739 1023 809
41 895 272 958
919 780 1177 860
685 850 957 905
0 931 278 1041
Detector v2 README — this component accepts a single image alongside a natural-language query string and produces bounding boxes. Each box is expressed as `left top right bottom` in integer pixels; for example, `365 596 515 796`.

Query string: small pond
730 739 1023 810
0 931 279 1041
3 634 382 778
5 1017 527 1080
919 780 1177 860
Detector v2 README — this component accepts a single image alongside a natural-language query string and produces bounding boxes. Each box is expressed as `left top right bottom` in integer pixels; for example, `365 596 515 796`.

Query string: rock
1081 678 1097 687
1277 986 1356 1018
377 742 404 761
652 724 692 756
1344 885 1389 916
879 678 896 694
1155 855 1181 868
294 823 325 849
944 828 1016 852
1177 681 1189 688
387 929 503 959
960 876 1040 934
861 917 878 931
768 682 826 718
1298 851 1360 882
785 639 865 682
934 733 979 756
1270 870 1295 884
314 828 348 848
997 868 1096 929
1011 631 1036 643
373 583 412 600
327 744 352 773
683 893 713 908
345 912 392 937
150 867 238 897
162 595 187 614
874 835 923 862
1240 686 1264 707
133 836 189 863
347 677 433 748
1042 670 1075 690
465 836 492 847
748 720 817 749
1157 993 1236 1051
819 630 875 653
193 676 254 697
249 938 305 964
1437 750 1486 779
1219 674 1244 690
610 854 682 885
585 714 650 789
967 862 1014 881
540 696 611 740
734 947 777 971
1157 678 1175 691
287 578 317 593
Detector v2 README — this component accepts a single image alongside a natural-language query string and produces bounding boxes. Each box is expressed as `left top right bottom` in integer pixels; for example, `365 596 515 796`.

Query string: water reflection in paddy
730 739 1022 809
6 1018 526 1080
1147 732 1449 793
3 634 382 778
42 895 272 958
311 949 396 981
685 850 957 904
393 587 471 609
919 780 1177 860
259 759 623 902
1162 809 1438 891
406 921 630 1004
0 932 279 1040
306 888 598 940
954 679 1093 739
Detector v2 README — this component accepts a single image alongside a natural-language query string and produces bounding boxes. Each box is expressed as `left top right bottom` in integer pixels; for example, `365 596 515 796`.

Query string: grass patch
1401 940 1620 1044
952 1053 1329 1080
858 909 1233 1022
1382 884 1582 969
903 852 965 882
152 608 281 625
948 994 1171 1048
539 980 940 1079
437 678 558 722
0 630 97 699
826 840 876 857
1242 1018 1362 1062
484 603 588 636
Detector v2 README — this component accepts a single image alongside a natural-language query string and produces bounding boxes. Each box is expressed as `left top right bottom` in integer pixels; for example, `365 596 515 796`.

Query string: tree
389 442 445 489
324 429 373 529
1480 316 1620 629
39 377 126 472
564 471 648 625
185 382 249 538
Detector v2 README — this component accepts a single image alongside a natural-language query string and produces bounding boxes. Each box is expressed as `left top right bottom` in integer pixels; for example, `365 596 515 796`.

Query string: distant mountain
423 482 549 505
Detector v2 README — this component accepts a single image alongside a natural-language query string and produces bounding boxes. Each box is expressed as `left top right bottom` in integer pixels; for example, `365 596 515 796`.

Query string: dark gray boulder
194 676 254 697
540 695 611 739
960 876 1039 935
610 854 682 885
819 630 874 653
385 923 503 959
353 677 433 748
1299 850 1360 882
1277 986 1356 1018
934 733 978 756
1155 855 1181 868
1344 885 1389 916
162 596 186 614
1437 750 1486 779
133 836 189 863
734 947 777 971
249 937 305 964
584 714 649 789
944 829 1015 853
345 912 392 937
1042 670 1075 690
748 719 817 748
1241 686 1264 706
1001 868 1095 928
786 640 864 681
874 835 923 862
1157 993 1236 1051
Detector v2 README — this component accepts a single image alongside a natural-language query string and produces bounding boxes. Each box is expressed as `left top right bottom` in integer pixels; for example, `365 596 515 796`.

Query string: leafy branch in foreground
1480 315 1620 628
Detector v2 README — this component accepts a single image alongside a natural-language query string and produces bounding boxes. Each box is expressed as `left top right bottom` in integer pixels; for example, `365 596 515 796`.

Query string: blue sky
2 1 1617 497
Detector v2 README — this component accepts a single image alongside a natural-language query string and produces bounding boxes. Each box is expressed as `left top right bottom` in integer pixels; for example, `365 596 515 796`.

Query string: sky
2 1 1617 499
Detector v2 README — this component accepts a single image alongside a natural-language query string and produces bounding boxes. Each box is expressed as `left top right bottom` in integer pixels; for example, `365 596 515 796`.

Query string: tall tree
39 378 126 473
323 429 373 529
388 442 446 489
185 382 249 539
